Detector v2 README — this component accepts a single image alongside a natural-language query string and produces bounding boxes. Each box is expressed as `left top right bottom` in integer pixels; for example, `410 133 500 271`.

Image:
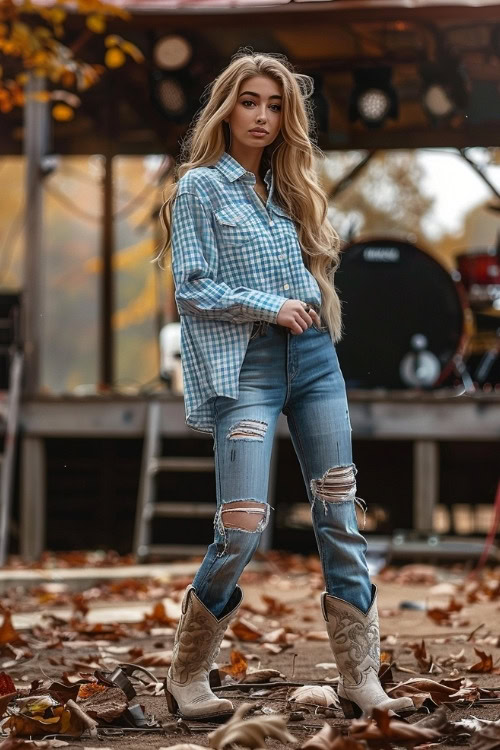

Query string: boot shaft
170 586 242 684
321 584 379 687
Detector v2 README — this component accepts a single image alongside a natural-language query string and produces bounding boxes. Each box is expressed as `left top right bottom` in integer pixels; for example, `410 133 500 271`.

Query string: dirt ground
3 558 500 749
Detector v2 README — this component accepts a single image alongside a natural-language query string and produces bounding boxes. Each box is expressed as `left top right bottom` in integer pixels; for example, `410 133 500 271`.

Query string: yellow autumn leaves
0 0 144 119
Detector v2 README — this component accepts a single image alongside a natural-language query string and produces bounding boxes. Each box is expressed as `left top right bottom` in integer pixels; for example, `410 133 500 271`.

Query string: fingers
291 304 321 335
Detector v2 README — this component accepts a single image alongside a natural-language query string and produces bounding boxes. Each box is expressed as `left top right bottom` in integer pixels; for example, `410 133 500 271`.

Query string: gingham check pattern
171 151 322 434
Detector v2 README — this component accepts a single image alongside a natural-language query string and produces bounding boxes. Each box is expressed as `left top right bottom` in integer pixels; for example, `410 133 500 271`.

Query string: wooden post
23 74 50 395
100 147 114 388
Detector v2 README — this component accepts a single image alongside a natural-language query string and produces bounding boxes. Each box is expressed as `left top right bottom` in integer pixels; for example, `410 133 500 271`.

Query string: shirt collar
214 151 273 189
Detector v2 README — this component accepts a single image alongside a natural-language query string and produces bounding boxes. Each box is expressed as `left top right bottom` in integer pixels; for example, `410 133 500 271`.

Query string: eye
270 104 282 112
241 99 255 107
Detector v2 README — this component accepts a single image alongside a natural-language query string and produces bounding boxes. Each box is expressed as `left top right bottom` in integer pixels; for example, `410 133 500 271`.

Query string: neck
228 146 264 181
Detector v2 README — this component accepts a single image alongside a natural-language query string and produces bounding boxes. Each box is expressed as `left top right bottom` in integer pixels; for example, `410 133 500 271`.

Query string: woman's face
225 75 282 151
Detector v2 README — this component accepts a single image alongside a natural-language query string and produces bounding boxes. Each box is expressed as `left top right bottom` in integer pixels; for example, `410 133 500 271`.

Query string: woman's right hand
277 299 322 335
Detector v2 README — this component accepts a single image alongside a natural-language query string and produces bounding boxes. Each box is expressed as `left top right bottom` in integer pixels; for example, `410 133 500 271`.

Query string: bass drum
334 238 471 389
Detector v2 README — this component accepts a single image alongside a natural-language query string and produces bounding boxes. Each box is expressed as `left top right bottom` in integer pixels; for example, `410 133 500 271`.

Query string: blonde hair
156 48 343 342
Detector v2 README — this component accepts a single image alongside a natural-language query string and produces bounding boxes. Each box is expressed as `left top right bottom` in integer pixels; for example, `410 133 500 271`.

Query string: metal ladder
0 292 23 565
133 400 277 561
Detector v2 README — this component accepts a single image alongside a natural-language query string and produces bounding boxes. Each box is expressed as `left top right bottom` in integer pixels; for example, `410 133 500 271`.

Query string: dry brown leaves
219 649 248 680
349 707 440 748
230 619 263 642
469 718 500 749
378 565 438 585
386 675 486 707
468 647 500 673
0 612 25 647
289 685 340 708
408 640 433 672
208 702 295 749
218 648 285 684
427 597 464 626
3 698 85 737
301 723 366 750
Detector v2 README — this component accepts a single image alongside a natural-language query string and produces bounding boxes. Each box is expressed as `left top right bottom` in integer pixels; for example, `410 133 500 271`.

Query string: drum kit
335 238 500 393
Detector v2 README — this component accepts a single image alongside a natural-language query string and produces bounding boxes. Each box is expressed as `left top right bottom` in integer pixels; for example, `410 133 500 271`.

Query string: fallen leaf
0 673 16 696
289 685 340 708
219 650 248 680
350 707 440 745
305 631 329 641
469 718 500 749
140 602 177 629
408 640 432 672
230 620 263 642
262 643 283 654
0 612 24 646
3 703 85 738
468 647 500 673
386 677 461 706
0 692 17 718
131 649 173 667
262 628 288 644
261 596 293 616
208 702 295 749
239 669 285 684
427 597 463 626
301 723 366 750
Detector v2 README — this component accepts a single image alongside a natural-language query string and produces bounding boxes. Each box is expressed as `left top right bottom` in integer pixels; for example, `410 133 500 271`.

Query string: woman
157 50 414 722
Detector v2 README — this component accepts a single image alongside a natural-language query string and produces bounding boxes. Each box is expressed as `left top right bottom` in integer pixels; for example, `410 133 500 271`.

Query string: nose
256 105 267 122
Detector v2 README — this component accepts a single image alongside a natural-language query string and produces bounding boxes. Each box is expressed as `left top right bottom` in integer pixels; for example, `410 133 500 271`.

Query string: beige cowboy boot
165 585 242 720
321 585 415 718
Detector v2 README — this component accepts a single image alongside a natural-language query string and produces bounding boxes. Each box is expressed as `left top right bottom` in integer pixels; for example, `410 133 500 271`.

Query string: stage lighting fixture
153 34 192 71
420 59 468 122
150 69 197 123
349 67 398 128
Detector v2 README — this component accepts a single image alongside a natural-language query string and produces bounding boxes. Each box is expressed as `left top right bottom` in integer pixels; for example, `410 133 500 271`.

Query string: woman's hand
277 300 322 335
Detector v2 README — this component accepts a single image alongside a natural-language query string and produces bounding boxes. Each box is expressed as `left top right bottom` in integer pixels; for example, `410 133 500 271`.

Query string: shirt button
283 283 290 290
278 254 285 260
269 220 274 226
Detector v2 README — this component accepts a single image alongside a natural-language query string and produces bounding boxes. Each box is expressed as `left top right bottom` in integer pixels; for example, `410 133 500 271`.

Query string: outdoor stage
18 390 500 560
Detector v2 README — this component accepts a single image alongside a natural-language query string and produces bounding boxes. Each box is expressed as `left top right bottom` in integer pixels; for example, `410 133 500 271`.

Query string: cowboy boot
321 584 415 718
165 585 242 720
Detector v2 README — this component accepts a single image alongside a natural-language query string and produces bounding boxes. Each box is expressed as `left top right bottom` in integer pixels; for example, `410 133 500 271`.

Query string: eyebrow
239 90 282 100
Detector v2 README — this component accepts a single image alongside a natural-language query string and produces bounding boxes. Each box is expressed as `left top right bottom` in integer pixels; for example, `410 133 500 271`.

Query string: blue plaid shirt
171 151 322 434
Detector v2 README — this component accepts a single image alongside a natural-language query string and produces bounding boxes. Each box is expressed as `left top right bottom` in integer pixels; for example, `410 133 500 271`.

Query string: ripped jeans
192 321 372 618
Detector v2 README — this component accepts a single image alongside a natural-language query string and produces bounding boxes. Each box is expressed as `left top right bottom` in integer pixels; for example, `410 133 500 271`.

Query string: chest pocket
214 204 259 247
271 204 298 240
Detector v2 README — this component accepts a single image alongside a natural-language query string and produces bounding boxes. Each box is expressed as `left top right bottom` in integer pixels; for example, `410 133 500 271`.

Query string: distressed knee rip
227 419 267 442
215 501 270 557
221 501 269 532
310 464 367 527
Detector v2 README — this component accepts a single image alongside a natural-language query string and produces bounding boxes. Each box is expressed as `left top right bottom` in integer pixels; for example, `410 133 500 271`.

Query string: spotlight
349 67 398 128
420 58 469 122
150 32 215 125
153 34 192 71
150 69 197 123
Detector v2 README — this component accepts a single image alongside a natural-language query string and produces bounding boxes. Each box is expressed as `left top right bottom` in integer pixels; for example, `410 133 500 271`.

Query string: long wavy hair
156 49 343 342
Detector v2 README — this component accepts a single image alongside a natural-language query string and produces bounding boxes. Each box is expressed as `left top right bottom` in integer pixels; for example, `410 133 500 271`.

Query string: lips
249 129 268 134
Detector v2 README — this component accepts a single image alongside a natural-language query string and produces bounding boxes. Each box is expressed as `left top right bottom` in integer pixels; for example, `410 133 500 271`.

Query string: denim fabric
192 323 372 617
